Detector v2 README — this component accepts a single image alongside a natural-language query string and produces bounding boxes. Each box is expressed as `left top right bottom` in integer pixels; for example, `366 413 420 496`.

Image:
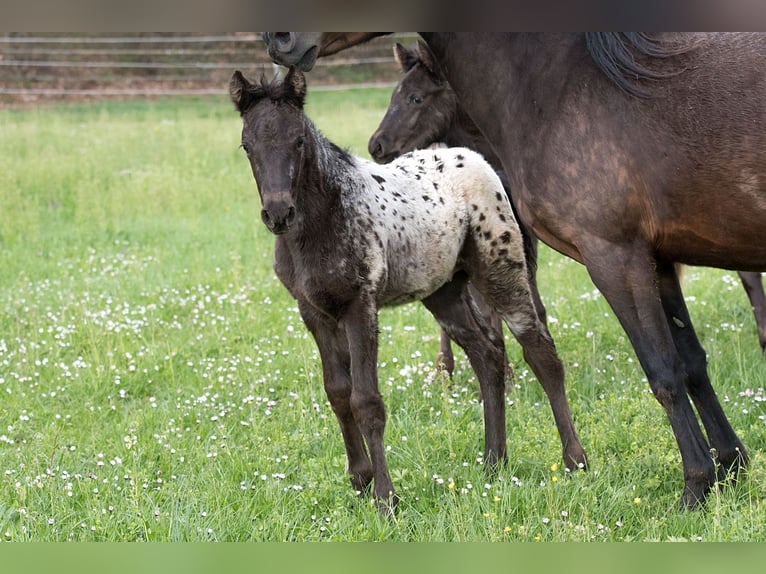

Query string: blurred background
0 32 418 107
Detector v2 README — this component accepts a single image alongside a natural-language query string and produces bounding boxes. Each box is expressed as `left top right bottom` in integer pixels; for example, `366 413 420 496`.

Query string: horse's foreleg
422 275 508 467
342 297 397 512
660 263 749 480
583 244 717 509
300 305 373 494
739 271 766 353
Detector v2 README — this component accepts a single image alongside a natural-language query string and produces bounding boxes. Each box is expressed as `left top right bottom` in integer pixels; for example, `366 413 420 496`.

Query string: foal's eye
240 142 251 155
410 95 424 105
295 137 305 150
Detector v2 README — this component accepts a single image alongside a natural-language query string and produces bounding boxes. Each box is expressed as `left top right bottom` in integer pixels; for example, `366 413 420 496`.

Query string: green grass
0 89 764 542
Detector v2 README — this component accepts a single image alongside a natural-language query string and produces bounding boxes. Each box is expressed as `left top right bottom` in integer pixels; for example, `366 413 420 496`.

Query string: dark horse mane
584 32 697 97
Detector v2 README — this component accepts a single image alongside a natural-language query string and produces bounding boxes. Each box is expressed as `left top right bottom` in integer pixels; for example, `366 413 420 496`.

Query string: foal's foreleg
300 305 373 493
342 297 397 511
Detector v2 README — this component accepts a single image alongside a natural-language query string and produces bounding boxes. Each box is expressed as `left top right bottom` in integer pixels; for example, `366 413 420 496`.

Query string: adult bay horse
230 67 585 511
262 32 766 508
369 40 766 358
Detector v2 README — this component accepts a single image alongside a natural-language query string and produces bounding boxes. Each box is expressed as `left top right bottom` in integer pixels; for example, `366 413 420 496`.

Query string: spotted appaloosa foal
230 67 586 511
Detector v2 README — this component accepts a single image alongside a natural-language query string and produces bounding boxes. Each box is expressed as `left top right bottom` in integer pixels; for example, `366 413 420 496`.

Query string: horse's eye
241 142 251 155
410 95 424 105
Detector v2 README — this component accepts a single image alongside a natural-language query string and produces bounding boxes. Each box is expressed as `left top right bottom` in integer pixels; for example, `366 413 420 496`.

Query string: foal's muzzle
261 198 296 235
368 131 398 164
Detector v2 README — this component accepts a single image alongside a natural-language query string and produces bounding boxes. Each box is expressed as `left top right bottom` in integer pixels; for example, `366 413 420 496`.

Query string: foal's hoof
349 468 374 494
564 448 588 473
376 492 400 517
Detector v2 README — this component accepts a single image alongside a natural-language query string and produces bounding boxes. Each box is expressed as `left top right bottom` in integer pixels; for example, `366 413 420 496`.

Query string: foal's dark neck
288 121 352 241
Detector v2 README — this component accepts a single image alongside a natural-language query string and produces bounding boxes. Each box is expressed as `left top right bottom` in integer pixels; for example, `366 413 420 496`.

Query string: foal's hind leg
658 263 749 480
436 283 513 384
299 304 374 494
422 273 508 467
436 328 456 377
474 262 587 472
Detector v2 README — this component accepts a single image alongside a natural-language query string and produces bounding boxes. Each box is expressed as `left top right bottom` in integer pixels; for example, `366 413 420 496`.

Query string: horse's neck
425 33 581 153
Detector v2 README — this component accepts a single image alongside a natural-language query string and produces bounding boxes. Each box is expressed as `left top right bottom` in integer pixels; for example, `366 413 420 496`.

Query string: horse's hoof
680 478 712 510
715 446 749 484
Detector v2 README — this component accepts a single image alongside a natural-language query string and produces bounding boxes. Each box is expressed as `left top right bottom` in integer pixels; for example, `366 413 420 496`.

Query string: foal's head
368 41 459 164
230 67 309 235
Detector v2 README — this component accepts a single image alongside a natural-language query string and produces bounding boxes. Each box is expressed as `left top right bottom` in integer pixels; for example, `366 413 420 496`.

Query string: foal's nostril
369 138 383 161
286 206 296 224
261 209 272 227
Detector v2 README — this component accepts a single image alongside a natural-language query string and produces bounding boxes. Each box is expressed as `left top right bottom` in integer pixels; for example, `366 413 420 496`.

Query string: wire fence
0 32 418 106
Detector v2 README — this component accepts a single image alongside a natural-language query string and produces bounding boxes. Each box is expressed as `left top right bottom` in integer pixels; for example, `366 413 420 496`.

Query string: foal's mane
584 32 697 97
232 71 305 114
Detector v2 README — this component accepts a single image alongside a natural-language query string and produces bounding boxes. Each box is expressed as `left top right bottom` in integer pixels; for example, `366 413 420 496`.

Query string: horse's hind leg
474 262 587 472
659 263 749 480
739 271 766 353
299 303 374 494
422 273 508 467
583 245 717 508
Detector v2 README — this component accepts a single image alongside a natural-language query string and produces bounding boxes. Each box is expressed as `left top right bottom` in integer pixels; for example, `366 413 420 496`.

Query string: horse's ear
393 42 419 72
416 40 444 81
230 70 252 114
284 66 307 108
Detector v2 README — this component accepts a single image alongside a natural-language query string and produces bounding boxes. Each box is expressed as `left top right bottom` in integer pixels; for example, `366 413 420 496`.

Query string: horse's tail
585 32 698 98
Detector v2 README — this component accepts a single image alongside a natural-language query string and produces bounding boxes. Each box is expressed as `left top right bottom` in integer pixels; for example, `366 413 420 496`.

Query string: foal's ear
230 70 253 114
393 42 419 72
416 40 444 81
284 67 307 108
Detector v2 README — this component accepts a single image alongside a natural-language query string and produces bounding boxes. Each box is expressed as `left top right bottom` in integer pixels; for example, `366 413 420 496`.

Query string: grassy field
0 88 765 542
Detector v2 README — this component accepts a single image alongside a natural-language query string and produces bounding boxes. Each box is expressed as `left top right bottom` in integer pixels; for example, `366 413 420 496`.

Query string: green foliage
0 91 764 541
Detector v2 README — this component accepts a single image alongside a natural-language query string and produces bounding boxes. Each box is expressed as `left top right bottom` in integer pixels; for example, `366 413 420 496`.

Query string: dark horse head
229 67 309 235
261 32 385 71
368 41 459 163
